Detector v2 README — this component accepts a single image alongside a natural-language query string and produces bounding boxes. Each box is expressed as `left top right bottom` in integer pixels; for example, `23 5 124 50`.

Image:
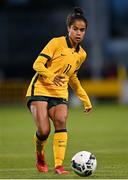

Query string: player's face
68 20 86 45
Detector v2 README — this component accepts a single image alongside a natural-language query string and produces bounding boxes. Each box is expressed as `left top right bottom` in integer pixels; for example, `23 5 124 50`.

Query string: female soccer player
26 7 92 174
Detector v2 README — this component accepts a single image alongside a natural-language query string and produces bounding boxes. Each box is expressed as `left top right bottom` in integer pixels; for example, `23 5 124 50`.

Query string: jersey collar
65 36 80 53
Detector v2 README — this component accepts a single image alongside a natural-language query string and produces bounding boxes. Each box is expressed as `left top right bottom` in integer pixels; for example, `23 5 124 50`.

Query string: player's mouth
75 37 81 42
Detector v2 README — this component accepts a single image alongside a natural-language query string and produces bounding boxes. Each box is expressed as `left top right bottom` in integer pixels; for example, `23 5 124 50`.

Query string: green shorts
26 96 68 110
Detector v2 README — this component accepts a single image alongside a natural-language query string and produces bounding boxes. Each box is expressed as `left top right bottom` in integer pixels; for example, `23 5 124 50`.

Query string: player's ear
67 26 70 33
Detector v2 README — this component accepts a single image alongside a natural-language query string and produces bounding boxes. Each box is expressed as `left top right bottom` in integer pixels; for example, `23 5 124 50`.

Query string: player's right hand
53 75 65 86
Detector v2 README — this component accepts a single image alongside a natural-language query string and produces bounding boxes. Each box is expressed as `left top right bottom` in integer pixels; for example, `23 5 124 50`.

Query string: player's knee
54 115 67 128
38 125 50 137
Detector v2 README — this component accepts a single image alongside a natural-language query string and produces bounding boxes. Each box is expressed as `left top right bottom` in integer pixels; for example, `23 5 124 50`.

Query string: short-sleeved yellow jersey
26 36 92 109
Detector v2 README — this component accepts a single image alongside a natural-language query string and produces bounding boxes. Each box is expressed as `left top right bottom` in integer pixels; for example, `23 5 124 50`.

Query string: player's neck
69 37 78 49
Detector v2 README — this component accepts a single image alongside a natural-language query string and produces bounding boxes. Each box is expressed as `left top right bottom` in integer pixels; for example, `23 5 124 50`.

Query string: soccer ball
71 151 97 177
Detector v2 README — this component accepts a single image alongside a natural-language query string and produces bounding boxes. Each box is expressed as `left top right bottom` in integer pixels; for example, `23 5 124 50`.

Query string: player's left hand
84 107 92 114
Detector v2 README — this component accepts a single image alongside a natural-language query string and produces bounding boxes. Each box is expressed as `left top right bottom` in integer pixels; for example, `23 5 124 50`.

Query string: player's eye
73 27 78 31
80 28 85 32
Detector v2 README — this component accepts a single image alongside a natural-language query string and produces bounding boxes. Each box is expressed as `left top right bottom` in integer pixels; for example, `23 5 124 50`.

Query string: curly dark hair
67 7 88 28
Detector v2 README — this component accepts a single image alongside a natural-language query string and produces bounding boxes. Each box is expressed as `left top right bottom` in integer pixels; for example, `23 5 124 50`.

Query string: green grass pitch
0 104 128 179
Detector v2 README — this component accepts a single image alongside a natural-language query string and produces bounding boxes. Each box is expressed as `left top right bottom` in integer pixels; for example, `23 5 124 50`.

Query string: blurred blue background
0 0 128 104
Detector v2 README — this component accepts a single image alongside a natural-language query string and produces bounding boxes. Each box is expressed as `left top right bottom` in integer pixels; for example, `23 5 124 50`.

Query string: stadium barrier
0 79 123 103
0 79 28 103
81 79 122 98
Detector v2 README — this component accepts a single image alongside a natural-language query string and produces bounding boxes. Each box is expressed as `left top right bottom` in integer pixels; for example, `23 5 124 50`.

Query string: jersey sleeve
69 72 92 109
33 38 58 81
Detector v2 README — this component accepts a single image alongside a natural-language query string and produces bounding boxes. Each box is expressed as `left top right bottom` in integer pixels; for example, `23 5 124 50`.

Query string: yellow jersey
26 36 92 109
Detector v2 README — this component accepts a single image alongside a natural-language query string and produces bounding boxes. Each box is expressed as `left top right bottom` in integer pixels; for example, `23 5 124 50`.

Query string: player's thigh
30 101 50 133
49 104 68 125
